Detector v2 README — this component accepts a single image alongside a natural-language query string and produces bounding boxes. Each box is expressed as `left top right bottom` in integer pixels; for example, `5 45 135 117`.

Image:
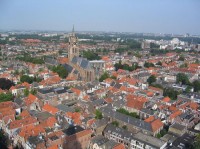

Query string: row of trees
99 72 116 82
114 60 140 71
17 55 44 64
82 51 101 60
117 108 139 118
0 93 13 103
24 88 37 96
144 62 155 68
20 75 42 84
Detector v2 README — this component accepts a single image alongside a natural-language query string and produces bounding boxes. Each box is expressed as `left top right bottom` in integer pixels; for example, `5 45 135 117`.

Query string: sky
0 0 200 34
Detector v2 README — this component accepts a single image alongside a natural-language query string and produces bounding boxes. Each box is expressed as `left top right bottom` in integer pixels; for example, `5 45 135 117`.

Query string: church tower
68 25 79 61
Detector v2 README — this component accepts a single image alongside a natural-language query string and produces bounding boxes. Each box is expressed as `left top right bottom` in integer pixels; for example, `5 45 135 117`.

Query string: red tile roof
71 88 81 96
169 110 182 120
19 125 45 139
151 119 163 132
25 94 38 106
113 143 125 149
66 112 81 125
20 110 31 119
162 97 171 103
47 145 58 149
126 99 145 110
144 116 155 123
148 86 163 92
42 104 59 115
9 117 38 129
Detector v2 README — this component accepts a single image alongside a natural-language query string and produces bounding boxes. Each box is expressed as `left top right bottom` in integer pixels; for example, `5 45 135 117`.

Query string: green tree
75 107 81 112
176 73 190 85
24 88 29 96
193 80 200 92
51 65 68 79
163 87 179 100
95 110 103 119
185 86 192 93
30 89 37 95
156 61 162 66
17 54 44 64
178 55 185 61
0 130 9 148
147 75 156 85
150 84 163 89
14 70 19 75
20 75 34 84
38 68 44 72
112 121 119 127
82 51 101 60
128 40 141 49
114 60 123 71
156 133 162 138
144 62 155 68
180 63 188 68
195 59 200 64
117 108 139 118
133 52 142 58
150 43 159 48
0 78 15 90
99 72 110 82
110 76 117 80
0 93 13 103
114 61 139 71
115 47 128 54
194 134 200 149
122 125 127 130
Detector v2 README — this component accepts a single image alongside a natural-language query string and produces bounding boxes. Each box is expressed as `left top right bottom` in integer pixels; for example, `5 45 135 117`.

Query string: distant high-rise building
184 33 190 37
141 40 150 49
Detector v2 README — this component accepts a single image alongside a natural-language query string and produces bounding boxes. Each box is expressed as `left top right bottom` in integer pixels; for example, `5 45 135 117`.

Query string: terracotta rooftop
42 104 59 115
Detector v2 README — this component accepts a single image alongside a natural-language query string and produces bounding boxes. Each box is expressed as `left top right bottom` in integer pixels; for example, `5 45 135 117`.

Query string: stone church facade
65 27 105 82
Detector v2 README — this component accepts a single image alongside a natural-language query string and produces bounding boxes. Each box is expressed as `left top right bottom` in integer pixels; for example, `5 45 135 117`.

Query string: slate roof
71 56 92 70
72 57 78 64
100 107 152 132
104 124 166 149
14 98 24 106
90 135 109 146
92 117 110 128
38 88 54 94
91 99 106 107
45 57 58 65
34 111 53 121
27 135 45 148
56 104 75 113
140 108 154 115
53 87 68 94
172 133 195 149
63 64 73 73
62 126 84 136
